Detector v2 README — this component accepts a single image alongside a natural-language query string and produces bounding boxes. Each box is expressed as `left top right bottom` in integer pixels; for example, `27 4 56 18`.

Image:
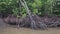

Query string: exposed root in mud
3 15 60 30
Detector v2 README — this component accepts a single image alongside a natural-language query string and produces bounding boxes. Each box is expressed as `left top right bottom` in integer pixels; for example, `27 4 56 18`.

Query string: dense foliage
0 0 60 18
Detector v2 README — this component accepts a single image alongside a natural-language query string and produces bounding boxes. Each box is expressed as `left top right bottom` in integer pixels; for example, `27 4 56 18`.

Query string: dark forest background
0 0 60 18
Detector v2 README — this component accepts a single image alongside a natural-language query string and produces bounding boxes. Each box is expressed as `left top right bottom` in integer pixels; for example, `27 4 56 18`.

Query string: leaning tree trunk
19 0 37 29
19 0 47 29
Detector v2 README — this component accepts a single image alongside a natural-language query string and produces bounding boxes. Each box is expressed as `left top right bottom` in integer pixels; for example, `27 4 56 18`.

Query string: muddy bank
0 26 60 34
1 15 60 30
0 18 8 27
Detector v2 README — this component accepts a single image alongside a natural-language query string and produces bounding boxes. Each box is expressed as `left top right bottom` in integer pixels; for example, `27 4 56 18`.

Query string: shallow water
0 25 60 34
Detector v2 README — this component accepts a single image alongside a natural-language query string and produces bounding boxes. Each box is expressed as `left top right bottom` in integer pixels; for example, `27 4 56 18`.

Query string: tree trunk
19 0 47 29
19 0 37 29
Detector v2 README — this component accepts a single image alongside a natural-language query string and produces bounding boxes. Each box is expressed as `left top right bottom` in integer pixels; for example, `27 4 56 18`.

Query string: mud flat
0 26 60 34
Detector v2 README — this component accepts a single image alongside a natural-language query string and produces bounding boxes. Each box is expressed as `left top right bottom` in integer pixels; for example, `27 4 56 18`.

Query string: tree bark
19 0 37 29
19 0 47 29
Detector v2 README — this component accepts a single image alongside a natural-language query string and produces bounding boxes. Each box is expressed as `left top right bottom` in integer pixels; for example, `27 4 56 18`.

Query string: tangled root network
3 15 60 30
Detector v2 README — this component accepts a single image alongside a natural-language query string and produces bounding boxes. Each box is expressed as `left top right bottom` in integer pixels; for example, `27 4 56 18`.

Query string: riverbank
0 18 60 34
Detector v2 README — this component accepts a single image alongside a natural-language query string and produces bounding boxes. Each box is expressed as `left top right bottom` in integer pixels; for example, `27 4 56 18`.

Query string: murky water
0 25 60 34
